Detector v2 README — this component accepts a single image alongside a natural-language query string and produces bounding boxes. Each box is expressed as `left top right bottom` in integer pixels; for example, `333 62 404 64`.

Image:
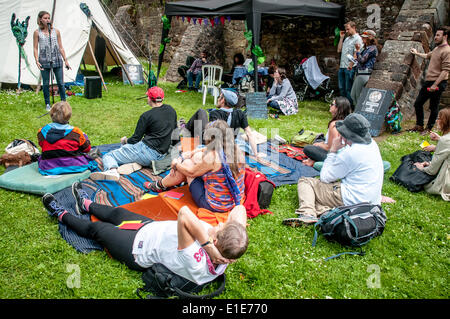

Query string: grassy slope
0 71 448 299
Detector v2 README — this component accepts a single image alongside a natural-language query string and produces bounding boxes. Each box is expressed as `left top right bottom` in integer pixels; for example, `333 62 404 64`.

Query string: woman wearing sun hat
283 113 384 226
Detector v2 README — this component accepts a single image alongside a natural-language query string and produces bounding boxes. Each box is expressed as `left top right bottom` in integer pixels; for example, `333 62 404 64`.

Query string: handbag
5 139 40 157
390 150 436 192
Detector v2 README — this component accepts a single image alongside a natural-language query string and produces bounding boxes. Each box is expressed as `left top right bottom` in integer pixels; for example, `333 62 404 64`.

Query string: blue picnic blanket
52 183 103 253
50 143 165 253
255 142 319 186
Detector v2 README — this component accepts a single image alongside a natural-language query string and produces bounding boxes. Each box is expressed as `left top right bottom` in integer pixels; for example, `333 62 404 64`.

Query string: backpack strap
325 247 366 261
324 250 365 261
136 287 166 300
312 221 322 247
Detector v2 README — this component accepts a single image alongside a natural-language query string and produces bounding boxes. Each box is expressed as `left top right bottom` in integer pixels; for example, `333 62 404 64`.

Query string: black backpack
390 150 436 192
136 263 226 299
312 203 387 260
257 181 275 209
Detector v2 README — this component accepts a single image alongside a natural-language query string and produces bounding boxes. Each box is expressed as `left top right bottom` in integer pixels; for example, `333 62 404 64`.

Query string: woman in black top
184 89 265 158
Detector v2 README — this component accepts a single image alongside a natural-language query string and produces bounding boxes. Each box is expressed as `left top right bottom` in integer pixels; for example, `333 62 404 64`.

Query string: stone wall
365 0 450 121
106 0 405 83
163 23 225 82
105 0 450 111
104 0 188 63
161 0 406 85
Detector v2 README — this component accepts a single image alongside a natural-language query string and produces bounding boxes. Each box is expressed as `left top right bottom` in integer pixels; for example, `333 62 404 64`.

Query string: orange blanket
91 185 230 226
91 138 229 226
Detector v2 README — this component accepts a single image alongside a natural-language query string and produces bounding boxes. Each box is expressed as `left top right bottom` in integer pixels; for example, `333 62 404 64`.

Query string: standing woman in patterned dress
33 11 71 111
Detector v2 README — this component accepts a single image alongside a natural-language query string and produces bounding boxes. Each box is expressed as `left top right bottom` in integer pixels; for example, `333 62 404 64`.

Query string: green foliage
0 77 448 299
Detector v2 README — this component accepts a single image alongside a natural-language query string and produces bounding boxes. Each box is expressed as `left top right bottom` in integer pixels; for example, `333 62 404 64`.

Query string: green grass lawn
0 70 448 299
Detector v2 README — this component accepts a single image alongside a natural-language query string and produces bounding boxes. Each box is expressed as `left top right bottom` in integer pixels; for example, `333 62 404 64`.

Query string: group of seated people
37 82 450 286
186 51 300 116
39 87 255 285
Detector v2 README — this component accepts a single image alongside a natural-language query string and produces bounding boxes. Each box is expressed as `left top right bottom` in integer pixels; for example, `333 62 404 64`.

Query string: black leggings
186 108 209 138
61 203 152 271
303 145 328 162
414 80 447 129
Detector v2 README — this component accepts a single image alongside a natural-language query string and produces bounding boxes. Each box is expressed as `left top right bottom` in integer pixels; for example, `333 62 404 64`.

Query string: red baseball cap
146 86 164 102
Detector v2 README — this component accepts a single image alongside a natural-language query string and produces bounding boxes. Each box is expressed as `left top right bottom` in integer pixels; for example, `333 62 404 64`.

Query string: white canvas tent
0 0 141 87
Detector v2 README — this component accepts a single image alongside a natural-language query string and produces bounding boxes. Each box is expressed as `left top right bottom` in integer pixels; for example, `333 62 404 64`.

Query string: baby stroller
235 69 267 94
292 56 334 103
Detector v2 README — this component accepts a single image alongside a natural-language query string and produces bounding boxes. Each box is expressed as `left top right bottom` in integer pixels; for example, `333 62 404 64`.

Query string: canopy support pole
246 12 261 92
156 15 172 84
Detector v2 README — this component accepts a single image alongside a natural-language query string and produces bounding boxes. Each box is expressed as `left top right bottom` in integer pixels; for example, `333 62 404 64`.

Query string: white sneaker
273 134 287 144
90 169 120 181
46 104 51 111
117 162 142 175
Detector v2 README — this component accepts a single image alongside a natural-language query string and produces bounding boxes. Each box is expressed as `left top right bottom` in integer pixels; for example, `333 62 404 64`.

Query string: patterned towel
50 143 167 253
52 184 103 253
256 142 319 186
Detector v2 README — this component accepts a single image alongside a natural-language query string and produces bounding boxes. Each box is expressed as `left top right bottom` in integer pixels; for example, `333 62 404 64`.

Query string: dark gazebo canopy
157 0 344 90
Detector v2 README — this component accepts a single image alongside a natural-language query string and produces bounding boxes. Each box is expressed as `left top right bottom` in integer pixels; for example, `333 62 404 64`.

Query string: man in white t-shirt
283 113 384 226
337 21 363 107
42 182 248 285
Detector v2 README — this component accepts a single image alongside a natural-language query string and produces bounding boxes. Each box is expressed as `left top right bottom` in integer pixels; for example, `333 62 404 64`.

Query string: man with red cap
90 87 177 181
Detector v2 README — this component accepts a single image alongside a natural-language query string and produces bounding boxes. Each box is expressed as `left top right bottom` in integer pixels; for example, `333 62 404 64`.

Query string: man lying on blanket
42 182 248 285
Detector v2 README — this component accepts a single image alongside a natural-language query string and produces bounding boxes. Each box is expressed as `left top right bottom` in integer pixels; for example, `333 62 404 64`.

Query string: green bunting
252 45 266 64
244 21 252 52
161 15 171 30
334 26 340 46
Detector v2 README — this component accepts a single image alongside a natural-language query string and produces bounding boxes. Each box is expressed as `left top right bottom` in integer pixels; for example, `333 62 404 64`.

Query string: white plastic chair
202 65 223 105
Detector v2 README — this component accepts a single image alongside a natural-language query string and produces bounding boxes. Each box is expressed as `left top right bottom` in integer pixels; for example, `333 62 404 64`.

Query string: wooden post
108 39 134 86
87 40 107 91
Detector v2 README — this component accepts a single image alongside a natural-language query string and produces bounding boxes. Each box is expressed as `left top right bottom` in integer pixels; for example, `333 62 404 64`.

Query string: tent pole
108 39 134 86
87 40 108 91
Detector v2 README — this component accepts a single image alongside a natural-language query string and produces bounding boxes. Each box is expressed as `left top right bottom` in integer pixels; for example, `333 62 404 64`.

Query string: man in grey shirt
337 21 363 108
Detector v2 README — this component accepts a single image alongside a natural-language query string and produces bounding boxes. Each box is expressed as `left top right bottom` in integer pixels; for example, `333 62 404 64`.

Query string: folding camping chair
202 65 223 105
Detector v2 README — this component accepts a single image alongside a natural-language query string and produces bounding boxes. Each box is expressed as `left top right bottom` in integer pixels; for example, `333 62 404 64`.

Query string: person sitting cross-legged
145 120 246 213
42 182 248 285
302 96 352 167
283 113 384 226
414 107 450 200
90 86 177 181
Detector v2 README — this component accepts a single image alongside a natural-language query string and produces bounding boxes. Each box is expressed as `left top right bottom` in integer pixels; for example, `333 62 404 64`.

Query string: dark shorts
189 177 215 211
